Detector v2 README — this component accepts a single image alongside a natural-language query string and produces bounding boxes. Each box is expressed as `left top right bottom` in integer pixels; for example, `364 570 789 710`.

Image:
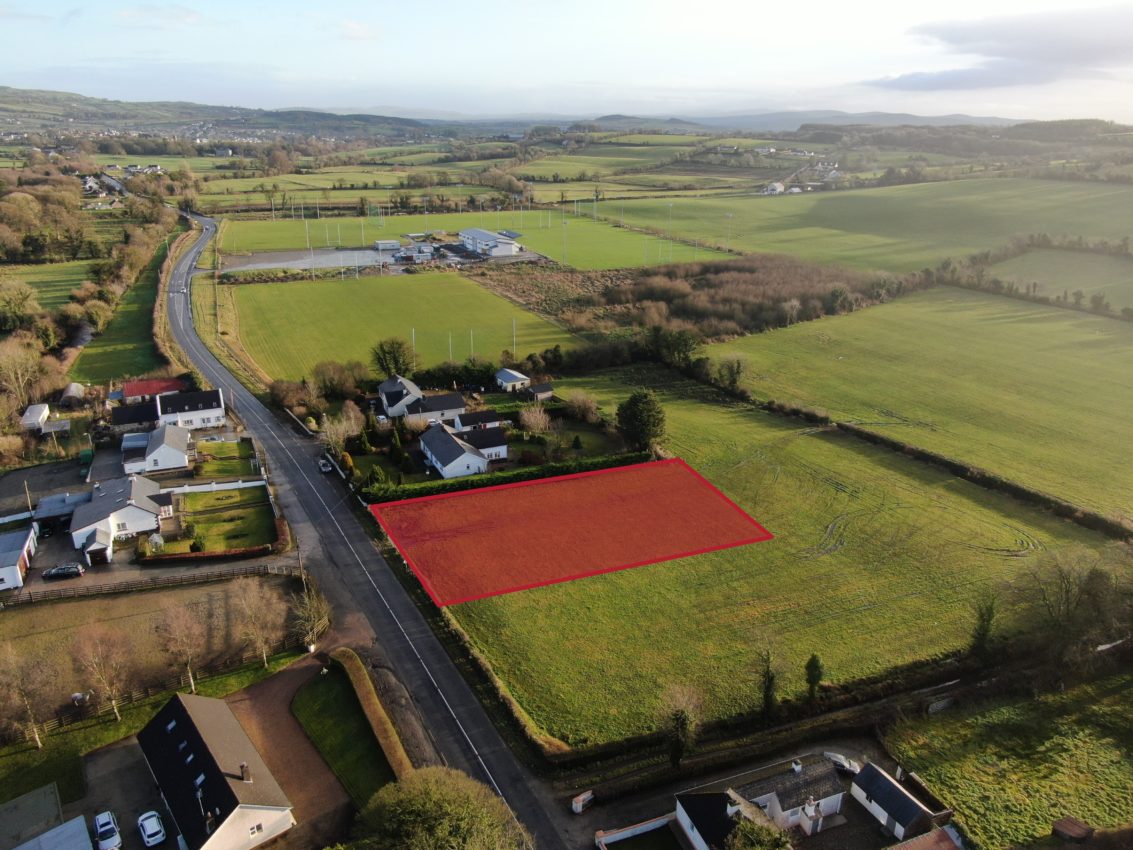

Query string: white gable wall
851 784 909 840
437 452 488 479
674 802 712 850
71 504 158 548
201 804 295 850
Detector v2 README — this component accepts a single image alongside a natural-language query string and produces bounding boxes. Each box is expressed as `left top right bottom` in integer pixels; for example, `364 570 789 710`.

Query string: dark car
42 563 84 581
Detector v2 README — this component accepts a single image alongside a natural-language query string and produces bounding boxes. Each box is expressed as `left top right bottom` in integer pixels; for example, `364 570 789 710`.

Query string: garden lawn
5 260 93 310
169 488 277 553
230 271 577 380
886 672 1133 850
991 248 1133 312
612 178 1133 272
710 287 1133 520
291 665 396 807
195 439 257 478
446 366 1109 746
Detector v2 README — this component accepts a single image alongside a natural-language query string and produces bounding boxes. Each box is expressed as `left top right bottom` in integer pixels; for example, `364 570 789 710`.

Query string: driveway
65 739 164 850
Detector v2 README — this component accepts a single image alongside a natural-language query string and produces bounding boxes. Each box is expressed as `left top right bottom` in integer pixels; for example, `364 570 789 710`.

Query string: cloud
868 4 1133 91
114 4 211 30
0 4 52 21
340 19 379 41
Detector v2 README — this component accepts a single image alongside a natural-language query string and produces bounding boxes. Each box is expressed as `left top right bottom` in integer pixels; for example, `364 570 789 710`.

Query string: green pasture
219 211 729 269
711 287 1133 519
93 154 229 173
514 145 687 179
606 134 708 145
887 672 1133 850
991 248 1133 311
448 365 1106 745
3 260 92 310
612 178 1133 272
230 271 577 380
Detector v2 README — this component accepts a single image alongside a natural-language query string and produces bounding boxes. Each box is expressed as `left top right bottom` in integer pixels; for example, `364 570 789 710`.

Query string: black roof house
677 792 739 849
156 390 224 416
853 763 933 836
137 694 292 850
111 401 157 428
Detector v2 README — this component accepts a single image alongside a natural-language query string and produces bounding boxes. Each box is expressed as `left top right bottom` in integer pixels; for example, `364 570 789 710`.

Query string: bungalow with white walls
69 476 173 565
454 410 505 432
157 390 226 430
852 764 933 842
419 424 489 479
740 758 845 835
122 425 192 475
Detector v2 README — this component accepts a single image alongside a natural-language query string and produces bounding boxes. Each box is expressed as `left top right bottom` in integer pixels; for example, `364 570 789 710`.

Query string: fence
2 562 300 606
8 636 307 744
160 478 267 496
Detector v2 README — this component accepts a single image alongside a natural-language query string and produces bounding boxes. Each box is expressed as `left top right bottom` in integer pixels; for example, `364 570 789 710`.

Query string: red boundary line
370 459 773 607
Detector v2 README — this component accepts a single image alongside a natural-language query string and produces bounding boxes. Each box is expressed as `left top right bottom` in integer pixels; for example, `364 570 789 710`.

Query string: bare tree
319 401 364 457
564 391 599 424
519 403 551 434
235 578 289 667
157 606 208 694
290 583 332 649
73 627 134 722
0 642 55 748
0 335 45 410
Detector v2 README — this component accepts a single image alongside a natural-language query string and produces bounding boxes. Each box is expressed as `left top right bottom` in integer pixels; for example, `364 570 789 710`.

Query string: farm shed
20 404 49 432
0 526 37 590
59 382 85 409
521 382 554 402
495 368 530 392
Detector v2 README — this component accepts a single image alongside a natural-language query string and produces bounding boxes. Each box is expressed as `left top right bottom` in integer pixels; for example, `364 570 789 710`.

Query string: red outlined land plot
370 458 773 606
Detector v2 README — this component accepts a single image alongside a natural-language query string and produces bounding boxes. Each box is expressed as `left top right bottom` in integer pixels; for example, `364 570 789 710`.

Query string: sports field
373 460 772 606
446 366 1107 745
612 178 1133 271
219 212 727 270
991 248 1133 312
230 271 576 380
710 287 1133 520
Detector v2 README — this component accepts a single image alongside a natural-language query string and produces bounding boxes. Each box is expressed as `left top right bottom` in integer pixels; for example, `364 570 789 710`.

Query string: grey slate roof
378 375 421 409
111 401 157 427
738 760 844 811
420 424 482 468
456 410 503 428
524 382 554 396
70 476 161 530
137 694 291 850
462 427 507 451
405 392 465 415
33 491 91 520
156 389 223 416
0 528 34 569
148 424 190 455
853 764 932 829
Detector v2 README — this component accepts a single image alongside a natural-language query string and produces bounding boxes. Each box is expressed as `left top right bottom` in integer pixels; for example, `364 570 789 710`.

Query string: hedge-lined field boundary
329 647 414 780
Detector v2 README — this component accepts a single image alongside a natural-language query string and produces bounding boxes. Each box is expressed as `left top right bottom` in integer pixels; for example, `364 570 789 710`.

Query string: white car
317 458 333 473
138 811 166 847
93 811 122 850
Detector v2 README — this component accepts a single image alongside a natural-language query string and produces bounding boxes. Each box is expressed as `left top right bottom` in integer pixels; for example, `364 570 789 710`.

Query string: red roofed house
123 378 186 405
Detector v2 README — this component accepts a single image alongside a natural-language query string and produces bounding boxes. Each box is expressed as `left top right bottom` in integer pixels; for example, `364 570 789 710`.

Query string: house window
249 824 263 836
116 522 127 532
152 459 159 467
165 720 177 733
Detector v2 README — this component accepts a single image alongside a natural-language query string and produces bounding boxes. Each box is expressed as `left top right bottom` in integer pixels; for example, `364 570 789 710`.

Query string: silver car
138 811 166 847
93 811 122 850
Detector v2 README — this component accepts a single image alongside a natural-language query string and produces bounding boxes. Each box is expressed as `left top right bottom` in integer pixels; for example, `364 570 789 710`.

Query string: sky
2 0 1133 121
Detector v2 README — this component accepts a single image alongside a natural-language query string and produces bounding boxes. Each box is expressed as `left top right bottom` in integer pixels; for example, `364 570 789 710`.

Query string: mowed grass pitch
711 287 1133 520
447 366 1106 746
991 248 1133 312
613 178 1133 272
231 271 577 381
218 211 727 270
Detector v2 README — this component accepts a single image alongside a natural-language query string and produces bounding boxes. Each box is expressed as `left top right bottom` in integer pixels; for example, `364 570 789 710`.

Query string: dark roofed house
156 390 225 430
675 790 776 850
454 410 504 432
852 764 933 841
521 382 554 402
137 694 294 850
377 375 423 418
739 758 846 835
403 391 466 426
68 476 171 565
111 400 158 433
461 426 508 460
419 424 489 478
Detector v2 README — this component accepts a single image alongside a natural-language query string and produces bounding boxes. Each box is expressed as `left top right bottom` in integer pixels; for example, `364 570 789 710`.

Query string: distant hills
683 110 1022 131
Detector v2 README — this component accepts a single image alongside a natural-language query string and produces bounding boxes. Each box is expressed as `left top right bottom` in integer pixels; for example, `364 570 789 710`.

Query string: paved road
167 215 569 850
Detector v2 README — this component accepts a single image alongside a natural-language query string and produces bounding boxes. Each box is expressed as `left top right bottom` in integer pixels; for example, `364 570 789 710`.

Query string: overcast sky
3 0 1133 121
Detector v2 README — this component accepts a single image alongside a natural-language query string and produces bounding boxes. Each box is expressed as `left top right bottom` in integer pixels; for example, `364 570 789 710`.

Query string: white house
137 694 295 850
454 410 505 432
763 182 786 195
69 476 173 565
20 404 49 432
419 424 489 479
403 392 466 427
378 375 423 418
675 791 777 850
741 759 845 836
0 526 37 590
122 425 192 475
461 426 508 461
851 764 933 842
459 228 520 257
495 368 530 392
157 389 226 430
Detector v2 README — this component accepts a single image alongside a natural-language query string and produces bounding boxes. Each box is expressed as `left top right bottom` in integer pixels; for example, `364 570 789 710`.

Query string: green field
613 178 1133 272
4 260 93 310
447 365 1105 746
514 145 689 180
887 672 1133 850
229 271 577 380
219 211 728 270
710 287 1133 520
991 248 1133 312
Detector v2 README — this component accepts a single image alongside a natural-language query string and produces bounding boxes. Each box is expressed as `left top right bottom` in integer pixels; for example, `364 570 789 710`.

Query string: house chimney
791 760 803 774
240 762 252 783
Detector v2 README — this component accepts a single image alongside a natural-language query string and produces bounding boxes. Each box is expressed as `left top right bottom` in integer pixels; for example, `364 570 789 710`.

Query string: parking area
62 739 166 850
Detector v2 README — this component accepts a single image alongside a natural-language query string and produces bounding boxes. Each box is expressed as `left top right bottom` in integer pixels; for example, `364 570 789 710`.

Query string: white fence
160 479 267 495
594 814 676 849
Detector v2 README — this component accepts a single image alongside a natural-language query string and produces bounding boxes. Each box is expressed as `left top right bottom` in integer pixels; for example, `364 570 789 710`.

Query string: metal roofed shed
20 404 49 432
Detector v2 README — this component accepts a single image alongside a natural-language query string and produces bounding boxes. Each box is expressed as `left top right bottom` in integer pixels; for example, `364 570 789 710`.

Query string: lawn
446 366 1108 746
69 242 167 383
0 650 302 805
886 672 1133 850
612 178 1133 272
291 665 396 807
218 211 728 270
4 260 93 310
195 439 258 478
710 287 1133 520
230 271 577 380
168 488 277 553
991 248 1133 312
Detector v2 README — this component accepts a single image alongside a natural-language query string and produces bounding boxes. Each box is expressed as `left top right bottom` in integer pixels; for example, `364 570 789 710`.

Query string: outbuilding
0 526 38 590
20 404 49 432
495 368 530 392
851 764 933 841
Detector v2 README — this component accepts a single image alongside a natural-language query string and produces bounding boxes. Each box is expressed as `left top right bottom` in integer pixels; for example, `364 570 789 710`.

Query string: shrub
189 533 206 553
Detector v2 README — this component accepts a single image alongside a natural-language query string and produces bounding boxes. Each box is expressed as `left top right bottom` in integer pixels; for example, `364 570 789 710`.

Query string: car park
42 562 85 580
137 811 165 847
93 811 122 850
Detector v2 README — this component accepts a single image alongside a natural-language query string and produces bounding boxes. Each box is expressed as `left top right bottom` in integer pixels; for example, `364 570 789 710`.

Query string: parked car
317 458 333 473
93 811 122 850
823 751 862 775
137 811 165 847
38 524 55 539
42 563 84 581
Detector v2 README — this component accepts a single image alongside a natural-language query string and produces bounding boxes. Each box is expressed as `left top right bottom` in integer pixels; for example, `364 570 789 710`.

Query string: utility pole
411 328 416 372
512 317 516 354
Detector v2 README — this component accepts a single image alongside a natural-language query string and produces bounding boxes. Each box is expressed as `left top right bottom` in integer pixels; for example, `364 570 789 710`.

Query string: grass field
446 365 1106 745
195 439 257 478
710 287 1133 520
612 178 1133 272
168 488 277 553
291 665 396 807
886 672 1133 850
219 211 728 270
4 260 92 310
70 243 166 383
230 271 577 380
991 248 1133 312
